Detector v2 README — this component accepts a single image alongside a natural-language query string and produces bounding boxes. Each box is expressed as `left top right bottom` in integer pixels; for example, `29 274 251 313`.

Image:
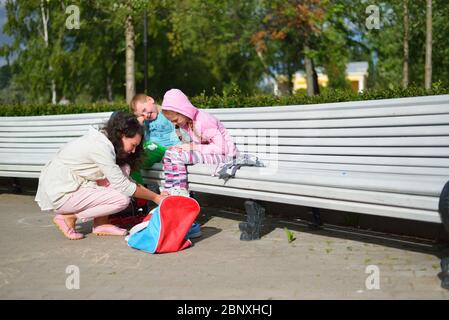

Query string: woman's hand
134 184 168 205
154 194 168 205
160 190 170 197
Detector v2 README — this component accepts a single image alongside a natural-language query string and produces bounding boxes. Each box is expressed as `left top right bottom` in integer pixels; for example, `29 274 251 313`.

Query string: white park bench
1 94 449 242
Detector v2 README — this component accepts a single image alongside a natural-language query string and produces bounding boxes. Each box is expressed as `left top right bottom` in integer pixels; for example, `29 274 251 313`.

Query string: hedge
1 84 448 117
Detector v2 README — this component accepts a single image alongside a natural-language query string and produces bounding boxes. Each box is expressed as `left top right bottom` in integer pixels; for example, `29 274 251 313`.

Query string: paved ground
0 193 448 300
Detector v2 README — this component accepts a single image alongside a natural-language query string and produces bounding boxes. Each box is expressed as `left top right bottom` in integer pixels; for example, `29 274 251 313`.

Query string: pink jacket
162 89 238 157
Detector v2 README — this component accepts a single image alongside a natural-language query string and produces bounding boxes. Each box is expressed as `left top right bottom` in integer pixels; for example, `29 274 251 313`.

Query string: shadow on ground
199 205 449 262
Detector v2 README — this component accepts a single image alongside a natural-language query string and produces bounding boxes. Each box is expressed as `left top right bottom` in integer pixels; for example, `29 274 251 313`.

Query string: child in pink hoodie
161 88 238 194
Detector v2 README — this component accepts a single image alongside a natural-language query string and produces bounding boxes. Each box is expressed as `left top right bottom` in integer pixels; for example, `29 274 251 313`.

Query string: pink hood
161 88 198 120
162 89 238 157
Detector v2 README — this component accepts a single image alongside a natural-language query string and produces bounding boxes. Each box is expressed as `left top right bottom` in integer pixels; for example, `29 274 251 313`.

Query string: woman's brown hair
103 111 145 171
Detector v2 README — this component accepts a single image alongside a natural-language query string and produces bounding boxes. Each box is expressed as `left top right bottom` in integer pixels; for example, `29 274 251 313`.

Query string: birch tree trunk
40 0 57 104
304 44 318 96
425 0 432 89
125 4 136 105
402 0 409 88
106 76 113 102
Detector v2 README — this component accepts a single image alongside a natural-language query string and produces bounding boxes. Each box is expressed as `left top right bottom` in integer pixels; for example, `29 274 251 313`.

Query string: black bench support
309 207 323 229
239 200 265 241
439 180 449 290
439 180 449 234
441 257 449 290
12 178 22 194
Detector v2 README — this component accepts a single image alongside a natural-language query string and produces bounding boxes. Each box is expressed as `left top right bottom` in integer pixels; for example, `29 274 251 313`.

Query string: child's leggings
163 149 234 190
54 165 131 220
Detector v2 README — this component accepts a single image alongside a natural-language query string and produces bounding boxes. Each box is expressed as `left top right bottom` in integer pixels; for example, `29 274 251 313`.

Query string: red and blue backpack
126 195 200 253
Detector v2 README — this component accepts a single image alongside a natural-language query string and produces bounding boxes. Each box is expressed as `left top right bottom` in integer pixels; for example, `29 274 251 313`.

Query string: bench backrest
0 112 112 177
1 94 449 178
214 94 449 176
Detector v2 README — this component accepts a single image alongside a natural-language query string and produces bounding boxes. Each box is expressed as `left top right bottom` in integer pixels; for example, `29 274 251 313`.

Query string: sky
0 0 13 66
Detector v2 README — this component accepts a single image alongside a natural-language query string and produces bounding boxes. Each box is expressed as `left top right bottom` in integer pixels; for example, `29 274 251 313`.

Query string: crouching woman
35 111 164 240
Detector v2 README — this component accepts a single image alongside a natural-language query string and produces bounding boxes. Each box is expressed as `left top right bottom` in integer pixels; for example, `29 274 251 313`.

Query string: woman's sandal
92 224 128 236
53 215 84 240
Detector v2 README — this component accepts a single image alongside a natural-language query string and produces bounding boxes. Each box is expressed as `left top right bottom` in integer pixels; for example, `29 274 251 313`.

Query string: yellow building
293 61 369 93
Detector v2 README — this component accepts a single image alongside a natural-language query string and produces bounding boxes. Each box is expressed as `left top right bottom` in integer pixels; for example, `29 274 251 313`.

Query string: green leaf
284 227 296 243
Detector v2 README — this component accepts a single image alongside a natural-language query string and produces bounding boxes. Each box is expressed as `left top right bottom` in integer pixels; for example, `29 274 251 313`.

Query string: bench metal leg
239 200 265 241
441 257 449 290
439 180 449 235
12 178 22 194
308 207 323 229
436 181 449 289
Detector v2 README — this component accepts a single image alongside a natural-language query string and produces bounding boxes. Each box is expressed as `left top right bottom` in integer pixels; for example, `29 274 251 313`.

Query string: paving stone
1 194 448 299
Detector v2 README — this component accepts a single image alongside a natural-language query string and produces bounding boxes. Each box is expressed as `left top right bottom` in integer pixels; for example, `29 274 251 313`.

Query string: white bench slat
237 145 449 157
0 125 97 132
0 137 78 143
0 129 92 136
233 136 449 147
10 144 449 156
141 170 438 210
143 165 447 197
227 126 449 137
214 104 449 121
188 175 438 211
0 171 40 178
189 183 441 223
0 112 113 121
0 157 51 165
144 156 449 176
0 151 51 157
251 161 449 176
249 154 449 167
189 163 448 182
0 148 58 153
187 165 448 196
250 156 449 170
0 165 42 172
0 118 110 127
207 94 449 114
4 135 449 147
0 143 66 148
223 114 449 129
143 161 448 176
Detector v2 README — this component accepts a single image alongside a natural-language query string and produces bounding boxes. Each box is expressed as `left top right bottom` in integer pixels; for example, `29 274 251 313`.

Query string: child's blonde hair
129 94 147 113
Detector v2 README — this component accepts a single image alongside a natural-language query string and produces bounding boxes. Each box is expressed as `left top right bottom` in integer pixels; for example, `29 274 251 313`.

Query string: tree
124 0 136 104
2 0 449 104
70 0 125 102
130 0 263 97
431 0 449 88
101 0 147 104
314 0 355 91
425 0 432 89
403 0 409 88
39 0 57 104
1 0 66 103
0 65 12 90
251 0 327 96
